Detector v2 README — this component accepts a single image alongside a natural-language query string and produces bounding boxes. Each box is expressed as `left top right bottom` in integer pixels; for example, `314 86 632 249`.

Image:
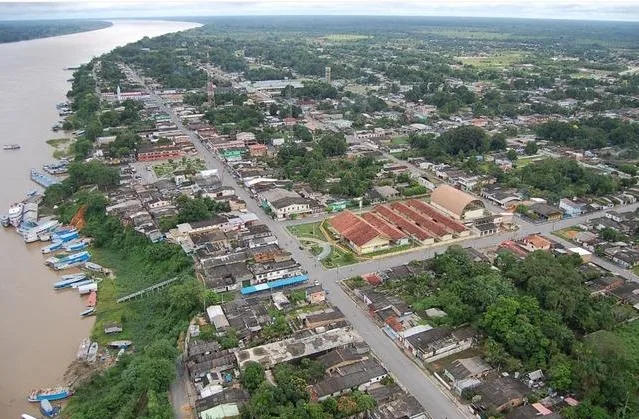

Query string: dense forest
0 20 111 43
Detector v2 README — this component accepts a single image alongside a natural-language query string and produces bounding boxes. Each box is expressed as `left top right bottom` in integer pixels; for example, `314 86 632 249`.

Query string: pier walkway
116 277 180 303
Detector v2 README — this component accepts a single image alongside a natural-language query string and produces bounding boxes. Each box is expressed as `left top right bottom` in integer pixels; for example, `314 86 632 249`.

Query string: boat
86 290 97 307
46 250 90 269
52 230 79 243
76 338 91 360
22 219 60 242
42 241 63 254
27 189 38 197
27 387 73 402
78 282 98 295
64 239 88 252
22 414 38 419
87 342 98 363
22 202 38 225
8 202 24 227
3 144 20 150
40 399 61 417
108 340 133 349
30 169 60 188
60 273 86 281
53 274 87 289
70 279 95 289
80 307 95 317
0 215 9 227
84 261 103 272
43 162 68 175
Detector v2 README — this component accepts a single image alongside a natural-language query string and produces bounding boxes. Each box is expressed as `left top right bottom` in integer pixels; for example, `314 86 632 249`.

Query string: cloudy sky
1 0 638 21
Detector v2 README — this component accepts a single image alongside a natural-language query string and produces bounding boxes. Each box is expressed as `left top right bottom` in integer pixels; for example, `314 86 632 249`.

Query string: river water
0 19 200 417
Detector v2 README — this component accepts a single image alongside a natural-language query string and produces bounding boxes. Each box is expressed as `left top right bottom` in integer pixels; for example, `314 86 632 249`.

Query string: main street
129 66 638 418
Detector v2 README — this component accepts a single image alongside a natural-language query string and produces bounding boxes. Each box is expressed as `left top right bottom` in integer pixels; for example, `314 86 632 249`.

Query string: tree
241 362 266 394
525 141 539 155
269 102 279 116
506 149 518 161
317 133 347 157
490 133 507 151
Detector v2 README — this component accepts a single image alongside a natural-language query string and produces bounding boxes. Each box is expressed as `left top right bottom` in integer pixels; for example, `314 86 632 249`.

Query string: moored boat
3 144 20 150
27 189 38 197
0 215 9 227
30 169 60 188
42 241 63 254
8 202 24 227
64 239 88 252
52 230 79 243
80 307 96 317
53 274 88 289
40 399 61 417
27 387 73 402
76 337 91 360
70 279 95 289
87 342 98 363
84 261 103 272
78 282 98 295
22 219 60 242
108 340 133 349
21 414 38 419
86 290 97 307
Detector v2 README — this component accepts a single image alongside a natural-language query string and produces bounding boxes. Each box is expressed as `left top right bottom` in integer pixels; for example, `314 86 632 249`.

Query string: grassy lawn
515 155 547 168
425 29 514 40
287 222 327 241
46 137 73 159
361 243 415 258
633 266 639 276
552 227 581 241
322 246 357 268
152 158 207 178
390 135 410 146
457 52 523 68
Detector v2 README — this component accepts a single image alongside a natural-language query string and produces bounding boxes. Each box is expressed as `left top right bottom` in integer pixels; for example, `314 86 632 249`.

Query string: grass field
322 246 357 268
552 227 581 241
287 222 327 241
390 136 410 146
515 155 547 168
457 52 523 68
46 137 73 159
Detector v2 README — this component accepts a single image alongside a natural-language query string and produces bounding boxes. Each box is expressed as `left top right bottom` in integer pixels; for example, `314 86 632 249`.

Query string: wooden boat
40 399 61 417
27 387 72 402
108 340 133 349
86 290 97 307
76 338 91 361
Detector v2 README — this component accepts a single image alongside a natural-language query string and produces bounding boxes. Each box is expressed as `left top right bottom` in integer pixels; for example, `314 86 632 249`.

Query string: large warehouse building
328 199 470 255
430 185 485 220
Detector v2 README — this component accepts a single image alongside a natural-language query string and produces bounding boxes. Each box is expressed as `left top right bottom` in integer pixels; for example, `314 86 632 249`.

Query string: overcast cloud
0 0 638 21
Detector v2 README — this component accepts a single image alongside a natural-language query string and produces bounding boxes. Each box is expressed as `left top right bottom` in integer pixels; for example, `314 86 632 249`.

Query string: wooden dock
116 277 180 303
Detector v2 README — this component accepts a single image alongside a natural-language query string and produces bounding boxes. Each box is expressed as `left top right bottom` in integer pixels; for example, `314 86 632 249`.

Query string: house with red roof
328 210 394 255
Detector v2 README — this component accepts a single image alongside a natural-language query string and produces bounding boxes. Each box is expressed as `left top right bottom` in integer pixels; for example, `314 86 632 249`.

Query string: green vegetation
457 52 523 68
57 191 204 418
287 222 327 240
0 20 112 43
158 194 230 231
380 246 638 417
152 158 206 178
239 360 376 419
536 118 639 149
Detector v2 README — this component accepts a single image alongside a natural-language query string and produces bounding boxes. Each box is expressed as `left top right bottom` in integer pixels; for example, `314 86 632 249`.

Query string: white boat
76 338 91 361
84 262 103 272
3 144 20 150
87 342 98 363
23 220 60 242
22 414 38 419
0 215 9 227
41 241 63 254
8 202 24 227
70 279 94 289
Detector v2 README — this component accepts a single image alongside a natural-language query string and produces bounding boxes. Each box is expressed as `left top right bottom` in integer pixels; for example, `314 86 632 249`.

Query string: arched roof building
430 185 485 219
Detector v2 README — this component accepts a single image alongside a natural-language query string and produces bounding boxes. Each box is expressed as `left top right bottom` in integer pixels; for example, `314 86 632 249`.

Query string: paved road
130 66 639 418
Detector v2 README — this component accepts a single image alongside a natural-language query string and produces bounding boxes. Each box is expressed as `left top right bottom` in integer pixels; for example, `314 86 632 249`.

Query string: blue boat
40 399 60 417
30 169 60 188
41 241 63 254
54 274 88 289
64 240 88 252
27 387 73 402
52 230 79 243
27 189 38 197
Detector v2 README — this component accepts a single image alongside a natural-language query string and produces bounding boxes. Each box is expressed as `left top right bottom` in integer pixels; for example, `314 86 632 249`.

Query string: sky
0 0 638 21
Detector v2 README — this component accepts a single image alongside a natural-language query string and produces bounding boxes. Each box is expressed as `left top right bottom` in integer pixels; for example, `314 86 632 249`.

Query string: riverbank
0 20 113 44
0 20 201 418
